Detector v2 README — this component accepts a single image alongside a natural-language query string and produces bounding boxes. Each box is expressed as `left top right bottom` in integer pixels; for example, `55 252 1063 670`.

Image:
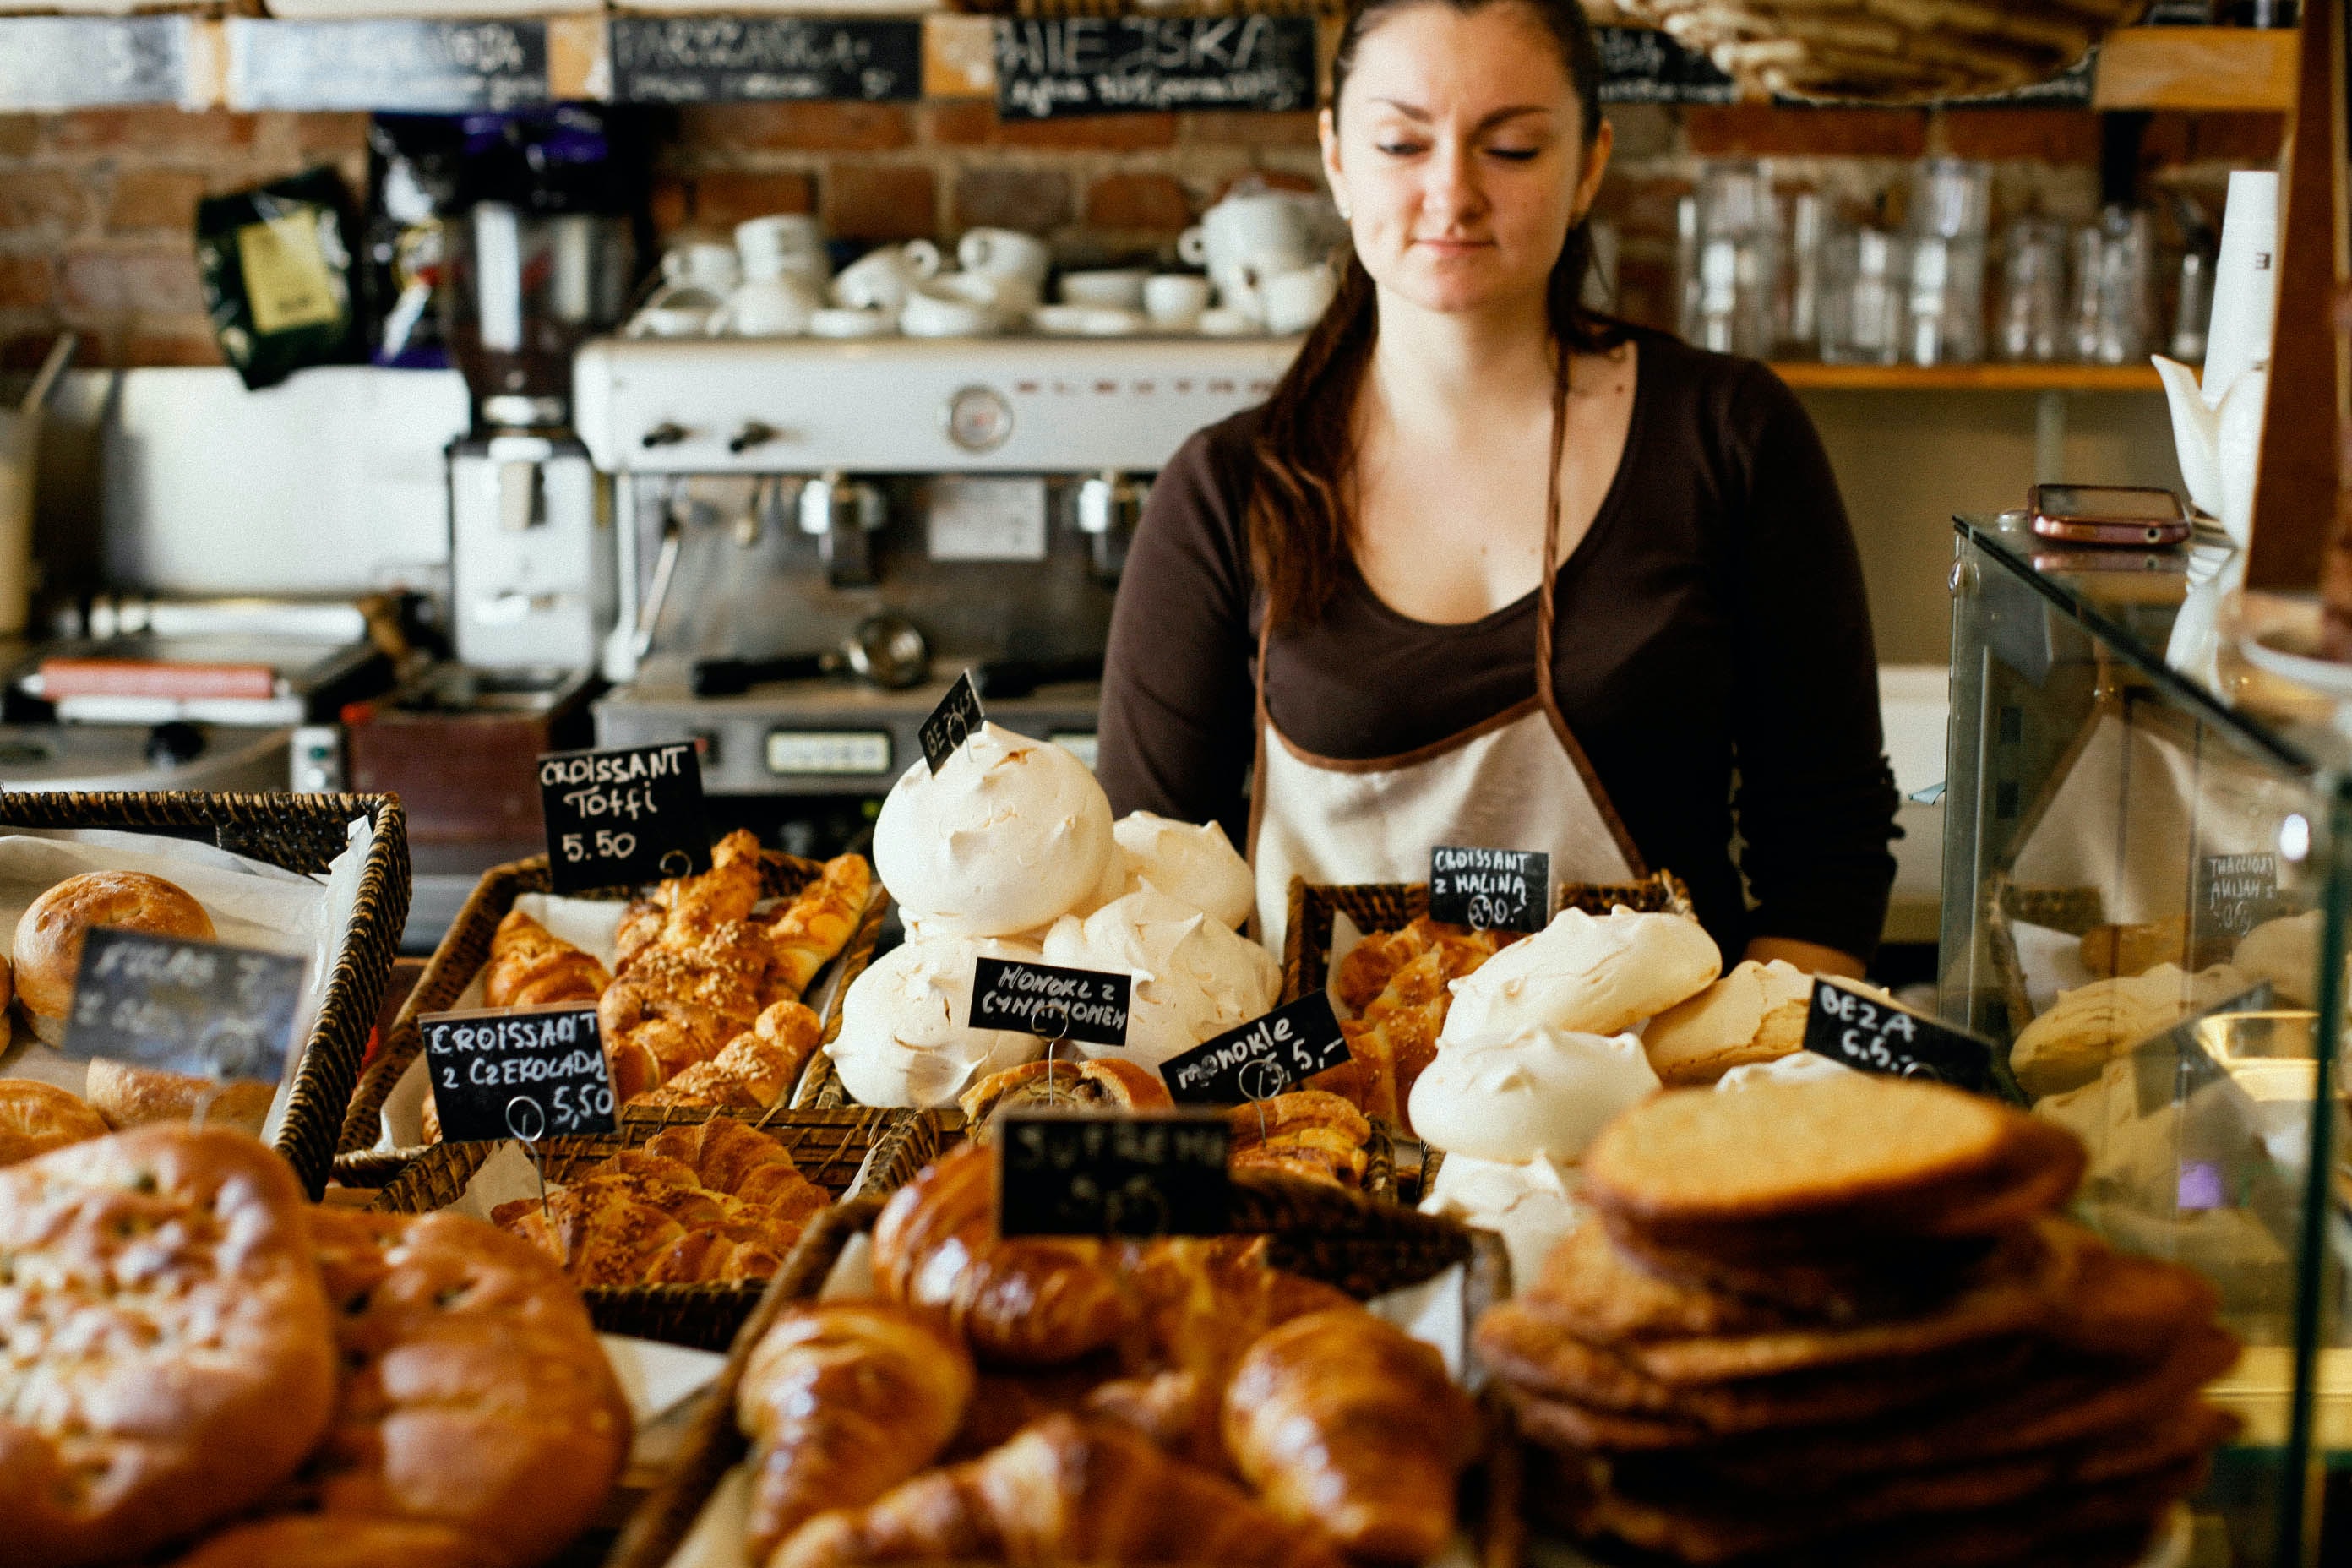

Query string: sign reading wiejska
996 1109 1231 1237
1429 845 1549 933
967 957 1132 1048
419 1002 617 1144
1803 977 1996 1094
993 14 1315 119
537 741 711 895
1162 992 1348 1104
61 928 306 1084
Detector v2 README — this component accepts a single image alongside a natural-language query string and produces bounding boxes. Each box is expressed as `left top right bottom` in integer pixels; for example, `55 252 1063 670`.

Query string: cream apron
1248 365 1647 951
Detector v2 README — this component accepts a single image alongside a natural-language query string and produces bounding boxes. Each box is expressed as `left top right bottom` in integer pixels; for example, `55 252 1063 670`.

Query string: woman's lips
1414 237 1494 254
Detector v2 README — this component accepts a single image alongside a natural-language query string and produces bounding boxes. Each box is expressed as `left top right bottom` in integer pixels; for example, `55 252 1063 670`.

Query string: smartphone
2028 484 2191 547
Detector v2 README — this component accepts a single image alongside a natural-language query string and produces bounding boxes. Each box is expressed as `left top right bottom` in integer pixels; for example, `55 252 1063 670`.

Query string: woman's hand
1744 935 1868 982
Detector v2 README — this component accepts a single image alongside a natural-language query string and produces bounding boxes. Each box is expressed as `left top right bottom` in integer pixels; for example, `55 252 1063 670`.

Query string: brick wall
0 98 2278 370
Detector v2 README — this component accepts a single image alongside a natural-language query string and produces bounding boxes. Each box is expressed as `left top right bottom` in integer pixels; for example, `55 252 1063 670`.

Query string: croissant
738 1303 976 1559
600 940 768 1097
661 828 768 946
493 1176 688 1288
1225 1092 1371 1190
643 1221 795 1284
633 1001 822 1113
483 908 612 1009
645 1115 821 1209
772 1414 1345 1568
957 1056 1174 1132
768 854 873 1000
872 1143 1129 1365
1222 1308 1478 1562
1313 930 1505 1130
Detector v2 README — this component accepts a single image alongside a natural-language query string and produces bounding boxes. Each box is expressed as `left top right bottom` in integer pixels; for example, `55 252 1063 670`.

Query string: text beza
540 743 694 818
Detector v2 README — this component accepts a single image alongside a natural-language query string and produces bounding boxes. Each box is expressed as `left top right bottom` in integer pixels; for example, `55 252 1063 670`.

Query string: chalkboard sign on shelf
1162 992 1348 1105
1428 845 1549 934
537 741 712 896
968 957 1133 1048
610 17 923 105
226 18 548 114
61 929 307 1086
997 1111 1231 1237
0 16 192 112
1802 977 1996 1094
994 15 1316 120
419 1003 617 1145
1593 25 1738 106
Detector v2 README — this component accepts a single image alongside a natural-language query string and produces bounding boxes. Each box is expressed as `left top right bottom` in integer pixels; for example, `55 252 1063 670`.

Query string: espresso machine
571 335 1293 845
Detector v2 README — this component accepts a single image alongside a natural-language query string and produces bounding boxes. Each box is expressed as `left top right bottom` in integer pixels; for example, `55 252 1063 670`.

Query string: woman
1096 0 1898 975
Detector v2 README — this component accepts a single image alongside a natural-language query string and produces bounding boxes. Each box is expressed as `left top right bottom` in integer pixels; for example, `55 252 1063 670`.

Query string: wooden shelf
2093 25 2298 112
1771 363 2164 393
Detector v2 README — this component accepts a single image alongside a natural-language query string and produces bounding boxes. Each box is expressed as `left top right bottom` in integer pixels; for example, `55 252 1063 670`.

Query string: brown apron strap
1534 348 1571 715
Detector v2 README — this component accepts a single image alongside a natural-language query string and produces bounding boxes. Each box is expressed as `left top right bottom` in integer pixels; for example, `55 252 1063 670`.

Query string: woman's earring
1337 199 1352 220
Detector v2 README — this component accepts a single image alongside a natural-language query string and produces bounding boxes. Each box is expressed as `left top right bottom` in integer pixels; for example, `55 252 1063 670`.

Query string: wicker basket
0 791 409 1200
369 1103 945 1348
605 1172 1515 1568
332 849 888 1188
1280 870 1698 1006
1618 0 2148 102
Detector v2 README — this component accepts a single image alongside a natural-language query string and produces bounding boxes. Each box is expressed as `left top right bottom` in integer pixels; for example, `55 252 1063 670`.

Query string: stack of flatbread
1476 1075 2241 1567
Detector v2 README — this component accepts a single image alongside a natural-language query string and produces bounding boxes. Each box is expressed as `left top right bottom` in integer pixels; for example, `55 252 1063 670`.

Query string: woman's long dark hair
1248 0 1624 629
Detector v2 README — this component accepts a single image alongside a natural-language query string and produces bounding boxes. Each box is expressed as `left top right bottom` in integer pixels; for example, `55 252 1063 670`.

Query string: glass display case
1941 512 2346 1568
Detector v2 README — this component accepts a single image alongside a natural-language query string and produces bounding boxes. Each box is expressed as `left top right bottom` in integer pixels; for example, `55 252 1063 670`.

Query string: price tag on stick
919 670 986 775
1429 846 1549 933
996 1111 1231 1237
1802 978 1997 1095
537 741 711 895
968 957 1132 1047
419 1003 618 1144
1162 993 1348 1105
61 929 306 1086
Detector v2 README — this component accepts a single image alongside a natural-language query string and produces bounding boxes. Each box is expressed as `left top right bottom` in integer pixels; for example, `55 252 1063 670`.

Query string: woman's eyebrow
1366 97 1554 130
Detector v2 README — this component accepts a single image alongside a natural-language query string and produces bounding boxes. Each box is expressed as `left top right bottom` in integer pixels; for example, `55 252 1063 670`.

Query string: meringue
1407 1024 1660 1164
1041 887 1280 1070
1715 1050 1858 1092
1418 1153 1584 1287
1642 958 1816 1086
1441 906 1721 1045
873 721 1114 939
2232 909 2321 1006
827 934 1044 1108
1108 811 1255 929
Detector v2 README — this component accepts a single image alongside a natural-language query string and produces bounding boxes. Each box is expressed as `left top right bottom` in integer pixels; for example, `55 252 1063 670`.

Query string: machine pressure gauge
945 385 1014 453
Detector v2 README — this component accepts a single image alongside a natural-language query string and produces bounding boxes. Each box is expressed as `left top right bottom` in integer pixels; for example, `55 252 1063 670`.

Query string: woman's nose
1422 140 1485 226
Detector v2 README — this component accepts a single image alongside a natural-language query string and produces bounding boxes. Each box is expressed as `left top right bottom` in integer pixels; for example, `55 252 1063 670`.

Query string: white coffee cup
626 281 724 338
829 240 943 313
901 281 1001 338
1032 303 1147 336
662 241 742 295
809 306 894 340
1263 264 1338 335
1059 269 1150 309
957 227 1052 286
1144 273 1211 329
933 270 1037 314
735 214 828 285
1179 191 1320 281
708 275 820 337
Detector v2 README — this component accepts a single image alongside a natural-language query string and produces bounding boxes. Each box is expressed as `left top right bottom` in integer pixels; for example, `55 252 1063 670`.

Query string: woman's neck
1364 286 1558 433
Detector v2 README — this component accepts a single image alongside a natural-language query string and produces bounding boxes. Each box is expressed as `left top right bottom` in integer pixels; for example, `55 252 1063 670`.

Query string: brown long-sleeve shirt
1095 326 1901 962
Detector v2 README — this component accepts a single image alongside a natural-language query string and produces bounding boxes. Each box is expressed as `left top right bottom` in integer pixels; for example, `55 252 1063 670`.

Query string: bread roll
14 870 216 1041
0 1076 111 1165
86 1059 274 1136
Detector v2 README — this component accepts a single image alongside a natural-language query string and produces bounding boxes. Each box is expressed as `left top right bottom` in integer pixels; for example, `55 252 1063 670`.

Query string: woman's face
1321 1 1610 319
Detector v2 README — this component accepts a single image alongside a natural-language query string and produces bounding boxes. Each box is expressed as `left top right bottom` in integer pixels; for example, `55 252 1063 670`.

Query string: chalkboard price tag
61 929 306 1083
919 671 986 775
2196 852 2285 939
419 1003 617 1144
997 1111 1231 1237
1162 992 1348 1105
226 18 548 113
1429 846 1549 933
537 741 711 895
1593 25 1737 106
969 957 1131 1047
609 16 922 104
994 15 1316 120
1803 978 1997 1093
